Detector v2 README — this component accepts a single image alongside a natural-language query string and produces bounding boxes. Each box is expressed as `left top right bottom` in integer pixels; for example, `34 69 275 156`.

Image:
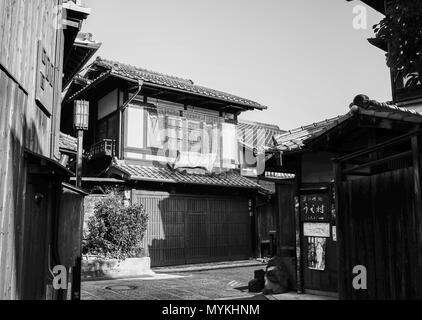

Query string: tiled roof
273 95 422 153
237 120 285 154
350 96 422 120
108 162 261 189
59 132 77 152
273 115 348 152
88 57 267 110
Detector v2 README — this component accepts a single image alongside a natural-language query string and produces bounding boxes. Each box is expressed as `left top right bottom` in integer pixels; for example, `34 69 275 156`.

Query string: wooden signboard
300 194 330 222
35 40 55 116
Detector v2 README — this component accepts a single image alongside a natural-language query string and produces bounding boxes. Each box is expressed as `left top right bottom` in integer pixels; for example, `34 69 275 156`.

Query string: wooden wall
338 167 419 299
56 187 85 299
276 183 296 258
275 182 297 288
132 191 251 267
0 0 64 299
255 197 277 257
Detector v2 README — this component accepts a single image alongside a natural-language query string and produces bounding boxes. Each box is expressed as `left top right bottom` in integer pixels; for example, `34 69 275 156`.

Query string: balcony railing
88 139 116 160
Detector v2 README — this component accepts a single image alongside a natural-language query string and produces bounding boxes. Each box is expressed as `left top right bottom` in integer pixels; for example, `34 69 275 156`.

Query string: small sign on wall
303 222 330 238
300 194 330 222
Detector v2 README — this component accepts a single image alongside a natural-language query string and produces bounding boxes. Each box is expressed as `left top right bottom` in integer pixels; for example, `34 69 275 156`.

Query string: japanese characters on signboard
300 194 330 222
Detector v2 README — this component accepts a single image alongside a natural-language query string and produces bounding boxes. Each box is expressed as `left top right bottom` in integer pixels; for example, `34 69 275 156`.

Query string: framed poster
303 222 330 238
307 237 326 271
300 194 330 222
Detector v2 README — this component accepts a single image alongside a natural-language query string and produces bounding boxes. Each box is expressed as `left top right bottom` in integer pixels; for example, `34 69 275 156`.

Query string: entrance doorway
299 189 338 294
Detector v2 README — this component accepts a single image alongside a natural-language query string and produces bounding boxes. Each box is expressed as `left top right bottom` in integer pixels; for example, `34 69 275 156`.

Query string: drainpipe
118 80 143 158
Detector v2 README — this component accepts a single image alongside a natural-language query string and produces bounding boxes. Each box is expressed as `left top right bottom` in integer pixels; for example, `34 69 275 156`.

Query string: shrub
83 189 149 260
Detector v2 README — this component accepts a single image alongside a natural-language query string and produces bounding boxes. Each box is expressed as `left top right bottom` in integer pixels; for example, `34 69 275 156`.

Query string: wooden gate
132 191 251 267
337 167 419 299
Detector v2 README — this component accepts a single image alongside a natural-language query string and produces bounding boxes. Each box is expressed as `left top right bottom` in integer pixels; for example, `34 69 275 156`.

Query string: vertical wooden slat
333 161 347 299
411 135 422 299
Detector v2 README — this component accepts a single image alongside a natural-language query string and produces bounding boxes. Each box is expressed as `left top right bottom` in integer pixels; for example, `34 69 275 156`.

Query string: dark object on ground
254 269 265 281
248 278 264 292
262 257 292 295
248 269 266 292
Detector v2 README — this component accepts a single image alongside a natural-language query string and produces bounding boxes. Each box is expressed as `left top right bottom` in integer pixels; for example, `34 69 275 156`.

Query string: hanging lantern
73 100 89 131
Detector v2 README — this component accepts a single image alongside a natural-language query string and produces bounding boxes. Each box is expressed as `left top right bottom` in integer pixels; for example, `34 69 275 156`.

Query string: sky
82 0 391 130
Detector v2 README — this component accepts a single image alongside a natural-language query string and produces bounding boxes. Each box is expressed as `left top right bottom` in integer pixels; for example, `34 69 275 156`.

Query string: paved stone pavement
82 266 267 300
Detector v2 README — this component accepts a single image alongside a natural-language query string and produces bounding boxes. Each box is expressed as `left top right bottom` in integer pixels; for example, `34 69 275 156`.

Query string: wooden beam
62 19 80 29
342 151 412 175
336 129 422 163
150 90 166 98
344 172 372 177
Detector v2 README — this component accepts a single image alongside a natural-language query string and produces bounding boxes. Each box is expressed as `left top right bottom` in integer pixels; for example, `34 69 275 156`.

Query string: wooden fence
338 167 419 299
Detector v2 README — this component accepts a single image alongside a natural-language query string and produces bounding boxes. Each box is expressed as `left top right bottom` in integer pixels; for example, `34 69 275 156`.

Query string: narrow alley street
82 266 267 300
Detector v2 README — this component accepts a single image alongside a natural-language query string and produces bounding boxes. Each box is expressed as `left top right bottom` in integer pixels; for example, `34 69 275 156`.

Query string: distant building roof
106 161 260 189
71 57 267 110
237 120 285 154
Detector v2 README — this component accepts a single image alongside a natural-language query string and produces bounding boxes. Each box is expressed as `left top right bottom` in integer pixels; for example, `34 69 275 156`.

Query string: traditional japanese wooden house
61 58 268 267
272 95 422 299
0 0 97 299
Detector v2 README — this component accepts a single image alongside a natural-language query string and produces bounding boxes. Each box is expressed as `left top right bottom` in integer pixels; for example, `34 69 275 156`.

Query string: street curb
153 262 266 274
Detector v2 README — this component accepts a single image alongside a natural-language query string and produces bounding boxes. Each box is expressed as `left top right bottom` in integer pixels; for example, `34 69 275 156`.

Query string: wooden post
72 101 89 300
333 160 346 299
411 135 422 299
71 257 82 300
71 129 84 301
294 195 303 294
76 130 83 188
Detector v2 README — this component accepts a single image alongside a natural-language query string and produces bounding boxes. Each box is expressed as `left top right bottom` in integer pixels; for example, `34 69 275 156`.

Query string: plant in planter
373 0 422 88
83 189 149 261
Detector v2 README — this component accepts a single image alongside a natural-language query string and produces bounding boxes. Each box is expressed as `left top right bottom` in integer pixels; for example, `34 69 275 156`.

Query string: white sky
82 0 391 130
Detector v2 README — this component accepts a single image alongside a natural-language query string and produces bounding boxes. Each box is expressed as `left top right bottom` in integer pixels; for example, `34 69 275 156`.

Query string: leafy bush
374 0 422 87
83 189 149 260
